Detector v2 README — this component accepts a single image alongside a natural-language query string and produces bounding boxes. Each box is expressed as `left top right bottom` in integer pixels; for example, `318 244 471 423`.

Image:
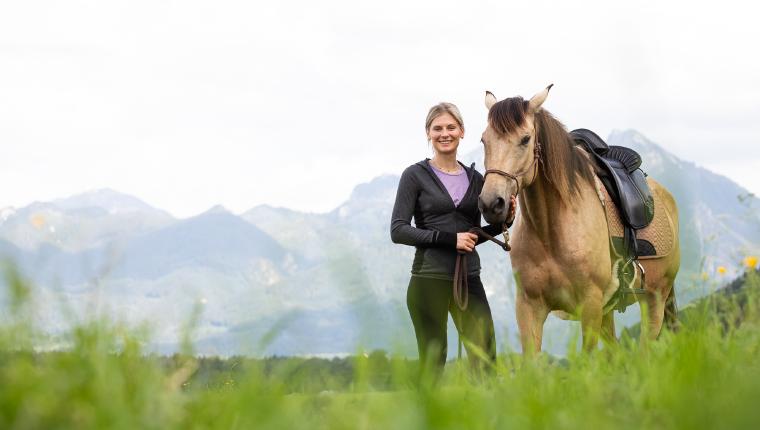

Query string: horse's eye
520 136 531 146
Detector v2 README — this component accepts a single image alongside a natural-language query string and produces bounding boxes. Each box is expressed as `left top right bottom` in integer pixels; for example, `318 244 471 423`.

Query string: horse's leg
600 311 617 346
640 285 669 342
663 282 679 332
580 288 604 352
515 293 548 357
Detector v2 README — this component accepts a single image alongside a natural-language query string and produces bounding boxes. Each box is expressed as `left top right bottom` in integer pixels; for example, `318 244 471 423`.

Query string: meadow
1 265 760 430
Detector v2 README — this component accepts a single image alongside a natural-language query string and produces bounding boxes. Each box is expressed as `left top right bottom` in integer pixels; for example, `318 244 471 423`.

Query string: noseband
483 137 543 197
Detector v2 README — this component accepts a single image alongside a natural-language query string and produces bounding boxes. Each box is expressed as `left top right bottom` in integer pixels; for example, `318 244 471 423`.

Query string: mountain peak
52 188 170 216
607 129 684 172
241 204 302 220
331 175 400 219
609 129 659 150
347 175 399 201
201 205 232 216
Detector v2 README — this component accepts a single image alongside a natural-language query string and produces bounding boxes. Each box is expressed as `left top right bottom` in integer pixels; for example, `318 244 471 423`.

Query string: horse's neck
519 172 570 244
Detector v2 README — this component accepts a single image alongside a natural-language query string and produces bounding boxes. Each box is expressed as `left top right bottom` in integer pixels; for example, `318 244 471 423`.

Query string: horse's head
478 84 553 224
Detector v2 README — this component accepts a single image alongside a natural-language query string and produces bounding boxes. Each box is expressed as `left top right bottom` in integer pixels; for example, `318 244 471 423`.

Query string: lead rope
453 228 511 310
454 227 511 360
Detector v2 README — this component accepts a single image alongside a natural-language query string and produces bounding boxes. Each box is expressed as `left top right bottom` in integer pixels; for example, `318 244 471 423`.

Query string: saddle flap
603 160 655 229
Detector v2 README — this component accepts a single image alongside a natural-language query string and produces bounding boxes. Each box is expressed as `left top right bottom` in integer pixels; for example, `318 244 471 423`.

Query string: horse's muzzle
479 195 510 225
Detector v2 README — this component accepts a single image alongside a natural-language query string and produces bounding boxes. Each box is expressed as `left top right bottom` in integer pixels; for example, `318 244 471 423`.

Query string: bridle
483 132 543 198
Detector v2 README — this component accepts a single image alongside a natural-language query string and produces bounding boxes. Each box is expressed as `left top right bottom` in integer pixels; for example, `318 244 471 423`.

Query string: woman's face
427 113 464 156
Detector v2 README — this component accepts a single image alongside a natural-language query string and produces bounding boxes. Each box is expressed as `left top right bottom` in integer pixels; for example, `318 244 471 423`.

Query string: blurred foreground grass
2 266 760 429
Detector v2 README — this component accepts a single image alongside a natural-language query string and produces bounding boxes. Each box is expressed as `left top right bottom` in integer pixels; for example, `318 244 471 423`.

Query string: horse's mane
488 97 594 202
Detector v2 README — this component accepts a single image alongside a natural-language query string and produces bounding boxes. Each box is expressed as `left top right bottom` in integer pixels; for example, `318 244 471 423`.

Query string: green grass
2 268 760 429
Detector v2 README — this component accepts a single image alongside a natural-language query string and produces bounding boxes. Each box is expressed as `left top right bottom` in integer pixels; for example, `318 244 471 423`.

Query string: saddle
571 129 656 309
571 129 654 246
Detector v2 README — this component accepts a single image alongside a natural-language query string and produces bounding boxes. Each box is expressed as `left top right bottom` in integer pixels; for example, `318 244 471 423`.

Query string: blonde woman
390 102 515 374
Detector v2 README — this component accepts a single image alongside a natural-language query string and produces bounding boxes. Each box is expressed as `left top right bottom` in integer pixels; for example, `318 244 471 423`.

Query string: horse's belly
512 252 613 312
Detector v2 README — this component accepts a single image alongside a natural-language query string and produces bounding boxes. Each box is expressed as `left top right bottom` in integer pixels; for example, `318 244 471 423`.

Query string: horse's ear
528 84 554 114
485 91 497 110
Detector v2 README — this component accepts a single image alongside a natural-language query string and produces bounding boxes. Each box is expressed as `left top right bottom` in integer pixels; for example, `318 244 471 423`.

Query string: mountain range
1 130 758 356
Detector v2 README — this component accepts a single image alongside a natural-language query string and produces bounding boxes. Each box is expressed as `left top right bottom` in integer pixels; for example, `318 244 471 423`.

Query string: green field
2 267 760 429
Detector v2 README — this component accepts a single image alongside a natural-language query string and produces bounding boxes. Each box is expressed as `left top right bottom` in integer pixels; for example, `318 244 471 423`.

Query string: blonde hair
425 102 464 132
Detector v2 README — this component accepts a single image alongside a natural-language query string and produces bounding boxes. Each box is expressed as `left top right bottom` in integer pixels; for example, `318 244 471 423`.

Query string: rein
453 227 510 311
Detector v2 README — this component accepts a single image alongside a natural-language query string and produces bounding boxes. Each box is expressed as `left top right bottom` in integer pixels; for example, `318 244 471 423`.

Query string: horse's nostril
493 197 506 212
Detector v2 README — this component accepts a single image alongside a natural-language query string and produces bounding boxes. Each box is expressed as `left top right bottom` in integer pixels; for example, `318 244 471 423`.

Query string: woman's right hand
456 232 478 253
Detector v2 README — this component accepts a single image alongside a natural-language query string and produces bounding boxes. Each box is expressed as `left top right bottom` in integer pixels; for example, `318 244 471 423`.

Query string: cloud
1 0 758 216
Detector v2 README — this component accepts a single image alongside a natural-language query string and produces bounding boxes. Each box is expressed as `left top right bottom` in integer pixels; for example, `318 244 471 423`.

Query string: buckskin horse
478 86 680 354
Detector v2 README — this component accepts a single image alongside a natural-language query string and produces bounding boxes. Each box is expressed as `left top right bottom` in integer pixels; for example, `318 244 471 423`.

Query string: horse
477 85 680 354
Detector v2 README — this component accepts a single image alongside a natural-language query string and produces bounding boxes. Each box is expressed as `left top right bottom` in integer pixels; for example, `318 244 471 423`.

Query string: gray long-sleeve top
390 159 503 279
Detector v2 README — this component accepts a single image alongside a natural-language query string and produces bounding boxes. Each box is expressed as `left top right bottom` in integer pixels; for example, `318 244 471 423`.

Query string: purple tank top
430 162 470 206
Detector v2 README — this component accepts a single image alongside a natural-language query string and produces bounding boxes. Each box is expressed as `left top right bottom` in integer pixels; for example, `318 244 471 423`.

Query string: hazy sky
1 0 758 218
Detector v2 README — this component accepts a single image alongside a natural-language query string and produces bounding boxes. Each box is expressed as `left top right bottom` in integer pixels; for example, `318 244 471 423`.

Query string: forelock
487 97 529 135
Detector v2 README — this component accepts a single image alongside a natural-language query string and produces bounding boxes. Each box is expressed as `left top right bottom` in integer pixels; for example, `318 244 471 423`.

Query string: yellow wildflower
717 266 727 275
744 256 758 269
29 214 46 230
700 272 709 281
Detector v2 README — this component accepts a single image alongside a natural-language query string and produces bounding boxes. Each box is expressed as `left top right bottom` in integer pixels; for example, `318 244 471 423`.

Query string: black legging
406 275 496 373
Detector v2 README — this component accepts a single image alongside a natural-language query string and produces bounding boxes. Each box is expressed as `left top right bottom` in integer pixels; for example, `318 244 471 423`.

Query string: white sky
1 0 758 218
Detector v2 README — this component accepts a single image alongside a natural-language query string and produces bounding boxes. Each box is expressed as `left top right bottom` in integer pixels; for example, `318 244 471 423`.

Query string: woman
390 102 515 374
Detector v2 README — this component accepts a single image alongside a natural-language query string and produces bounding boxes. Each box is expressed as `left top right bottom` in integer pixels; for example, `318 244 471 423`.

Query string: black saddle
571 128 657 312
571 129 654 227
570 128 655 258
